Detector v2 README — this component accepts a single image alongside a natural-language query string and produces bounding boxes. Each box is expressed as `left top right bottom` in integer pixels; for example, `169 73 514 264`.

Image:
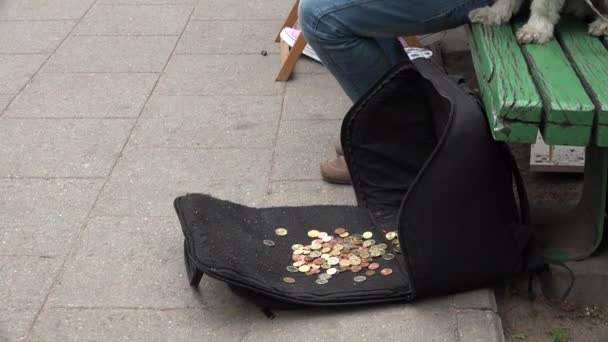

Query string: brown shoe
320 156 351 184
335 143 344 156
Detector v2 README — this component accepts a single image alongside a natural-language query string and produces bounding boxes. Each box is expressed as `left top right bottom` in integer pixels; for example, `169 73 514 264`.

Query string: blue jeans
299 0 491 101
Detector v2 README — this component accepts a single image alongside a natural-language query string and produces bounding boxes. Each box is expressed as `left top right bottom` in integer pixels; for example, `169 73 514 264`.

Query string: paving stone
0 178 103 227
294 58 328 75
0 256 63 311
283 73 352 120
272 120 341 181
30 307 256 342
243 303 457 341
193 0 291 20
48 216 202 308
43 36 177 72
452 289 498 311
0 119 133 177
0 21 75 54
99 0 197 3
156 54 284 95
0 54 48 95
265 181 356 206
93 147 271 217
175 20 281 54
457 310 505 342
0 0 96 20
0 308 37 342
133 95 281 148
0 95 12 113
75 4 193 36
5 73 157 118
0 178 101 256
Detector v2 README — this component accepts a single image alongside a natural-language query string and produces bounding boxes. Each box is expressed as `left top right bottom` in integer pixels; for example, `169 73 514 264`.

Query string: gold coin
376 243 388 249
283 277 296 283
291 244 304 251
275 228 288 236
298 265 311 273
321 247 331 253
334 244 344 251
307 230 320 238
370 250 381 257
321 263 331 269
362 239 375 248
330 249 341 256
349 257 361 266
385 232 397 240
362 231 373 239
321 254 330 260
311 243 322 250
339 259 351 267
339 232 350 238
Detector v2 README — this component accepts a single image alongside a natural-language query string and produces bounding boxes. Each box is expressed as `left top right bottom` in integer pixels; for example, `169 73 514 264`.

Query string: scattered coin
283 277 296 283
327 267 337 275
365 270 376 276
380 268 393 276
368 263 380 270
315 278 328 285
334 228 346 235
307 230 320 238
286 266 298 273
299 264 311 272
354 276 367 282
263 239 275 247
385 231 397 240
351 265 362 273
382 253 395 261
291 244 303 251
362 231 373 239
319 273 332 280
317 232 328 238
275 228 288 236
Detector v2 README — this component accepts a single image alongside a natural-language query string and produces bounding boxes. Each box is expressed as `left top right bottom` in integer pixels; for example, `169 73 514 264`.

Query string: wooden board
469 24 541 143
516 21 595 146
557 20 608 147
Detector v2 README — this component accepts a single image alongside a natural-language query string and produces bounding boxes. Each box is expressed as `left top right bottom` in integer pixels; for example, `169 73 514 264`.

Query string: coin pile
283 228 398 285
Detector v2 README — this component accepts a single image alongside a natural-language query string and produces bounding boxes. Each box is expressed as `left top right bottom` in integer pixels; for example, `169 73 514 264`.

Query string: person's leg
299 0 490 102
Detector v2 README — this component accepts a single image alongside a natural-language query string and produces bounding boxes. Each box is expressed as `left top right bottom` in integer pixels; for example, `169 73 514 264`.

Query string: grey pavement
0 1 503 341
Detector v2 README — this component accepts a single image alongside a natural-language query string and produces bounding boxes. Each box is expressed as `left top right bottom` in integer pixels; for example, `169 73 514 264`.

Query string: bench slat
557 20 608 147
469 24 542 143
516 21 595 146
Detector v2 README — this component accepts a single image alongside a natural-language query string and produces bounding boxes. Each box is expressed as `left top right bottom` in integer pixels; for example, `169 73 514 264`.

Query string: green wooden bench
469 19 608 262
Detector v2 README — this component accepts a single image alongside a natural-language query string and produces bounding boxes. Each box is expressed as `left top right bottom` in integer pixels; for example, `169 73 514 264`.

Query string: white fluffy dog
469 0 608 44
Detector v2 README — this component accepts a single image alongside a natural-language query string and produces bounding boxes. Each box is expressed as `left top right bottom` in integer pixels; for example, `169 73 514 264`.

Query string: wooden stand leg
275 0 300 42
276 33 307 81
401 36 423 48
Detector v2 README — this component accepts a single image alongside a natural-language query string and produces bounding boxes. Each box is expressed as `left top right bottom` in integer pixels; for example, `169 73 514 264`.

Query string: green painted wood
515 21 595 146
542 124 592 146
557 20 608 147
469 24 541 143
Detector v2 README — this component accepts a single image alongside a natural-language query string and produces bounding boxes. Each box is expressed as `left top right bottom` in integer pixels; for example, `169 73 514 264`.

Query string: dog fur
469 0 608 44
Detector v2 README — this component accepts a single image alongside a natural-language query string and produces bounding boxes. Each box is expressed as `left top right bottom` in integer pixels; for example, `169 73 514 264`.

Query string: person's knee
298 0 321 38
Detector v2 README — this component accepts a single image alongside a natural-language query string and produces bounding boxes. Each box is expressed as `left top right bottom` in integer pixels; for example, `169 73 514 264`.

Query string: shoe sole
321 174 352 185
280 28 322 63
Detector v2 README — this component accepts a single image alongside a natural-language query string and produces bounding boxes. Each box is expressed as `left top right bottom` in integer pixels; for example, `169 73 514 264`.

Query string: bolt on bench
468 19 608 262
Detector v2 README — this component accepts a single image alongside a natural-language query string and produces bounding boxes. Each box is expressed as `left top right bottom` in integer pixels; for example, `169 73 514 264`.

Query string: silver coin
318 273 332 280
310 251 322 258
286 266 299 273
315 278 329 285
382 253 395 261
327 268 337 275
353 276 367 283
263 239 275 247
328 257 340 266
